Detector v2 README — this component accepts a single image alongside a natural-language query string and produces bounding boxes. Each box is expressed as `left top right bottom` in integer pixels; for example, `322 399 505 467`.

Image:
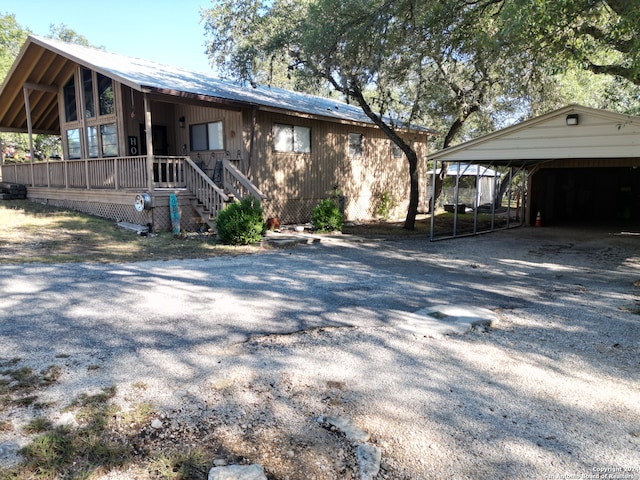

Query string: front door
139 124 168 155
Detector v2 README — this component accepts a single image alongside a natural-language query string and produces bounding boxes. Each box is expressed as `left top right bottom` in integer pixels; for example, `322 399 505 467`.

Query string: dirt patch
0 200 261 264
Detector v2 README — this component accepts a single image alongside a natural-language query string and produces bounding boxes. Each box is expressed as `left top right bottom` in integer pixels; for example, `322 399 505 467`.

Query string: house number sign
128 136 138 155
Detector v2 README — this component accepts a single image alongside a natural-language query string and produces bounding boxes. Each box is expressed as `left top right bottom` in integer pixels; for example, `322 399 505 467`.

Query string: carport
428 104 640 240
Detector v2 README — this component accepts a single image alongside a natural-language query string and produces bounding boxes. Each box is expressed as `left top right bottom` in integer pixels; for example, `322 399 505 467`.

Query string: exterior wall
248 110 429 223
121 87 179 156
174 103 245 169
433 109 640 163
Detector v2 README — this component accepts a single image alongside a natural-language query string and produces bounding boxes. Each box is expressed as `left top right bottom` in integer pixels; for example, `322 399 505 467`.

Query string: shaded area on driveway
1 226 639 478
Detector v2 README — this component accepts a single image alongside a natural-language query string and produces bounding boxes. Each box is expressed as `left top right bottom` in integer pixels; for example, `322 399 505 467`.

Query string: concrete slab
116 221 149 235
393 305 497 337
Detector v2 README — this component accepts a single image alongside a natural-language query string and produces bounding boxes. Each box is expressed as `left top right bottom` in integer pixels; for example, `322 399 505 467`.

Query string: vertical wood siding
251 111 430 221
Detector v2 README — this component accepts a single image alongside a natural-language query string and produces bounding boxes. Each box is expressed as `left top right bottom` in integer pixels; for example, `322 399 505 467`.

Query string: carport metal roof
430 104 640 168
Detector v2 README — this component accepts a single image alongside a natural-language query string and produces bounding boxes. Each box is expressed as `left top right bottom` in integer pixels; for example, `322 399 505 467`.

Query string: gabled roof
431 104 640 166
0 35 434 136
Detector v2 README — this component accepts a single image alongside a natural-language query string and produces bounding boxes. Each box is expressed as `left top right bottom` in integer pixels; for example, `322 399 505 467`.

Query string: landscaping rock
357 444 382 480
208 463 266 480
324 416 370 442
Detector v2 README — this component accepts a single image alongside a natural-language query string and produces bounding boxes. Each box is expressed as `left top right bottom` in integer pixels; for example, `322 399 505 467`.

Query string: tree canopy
0 12 30 82
48 23 96 48
203 0 640 228
0 16 96 160
203 0 527 228
494 0 640 86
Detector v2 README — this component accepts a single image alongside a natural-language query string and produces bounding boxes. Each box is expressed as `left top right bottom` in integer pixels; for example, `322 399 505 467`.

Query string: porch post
143 93 154 192
247 105 257 179
23 86 35 187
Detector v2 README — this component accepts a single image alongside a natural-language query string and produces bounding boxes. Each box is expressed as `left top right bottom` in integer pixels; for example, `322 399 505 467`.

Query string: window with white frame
273 123 311 153
190 121 224 151
349 132 363 157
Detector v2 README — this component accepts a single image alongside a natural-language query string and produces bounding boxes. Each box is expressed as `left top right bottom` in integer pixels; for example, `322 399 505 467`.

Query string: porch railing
184 157 229 219
222 159 266 201
1 155 265 226
0 156 186 189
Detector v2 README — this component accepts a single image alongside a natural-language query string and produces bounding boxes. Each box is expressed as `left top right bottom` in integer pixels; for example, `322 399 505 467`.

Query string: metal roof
0 35 435 136
427 163 501 177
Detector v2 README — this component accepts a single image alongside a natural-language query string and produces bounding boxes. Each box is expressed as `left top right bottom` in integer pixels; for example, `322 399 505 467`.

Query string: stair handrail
222 159 266 201
184 157 229 217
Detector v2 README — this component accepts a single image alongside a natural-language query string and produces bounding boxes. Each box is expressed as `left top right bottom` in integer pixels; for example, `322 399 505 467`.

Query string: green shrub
216 196 266 245
374 191 398 221
312 198 343 233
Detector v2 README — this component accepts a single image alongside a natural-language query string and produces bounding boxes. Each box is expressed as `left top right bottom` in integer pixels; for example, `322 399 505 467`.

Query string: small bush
216 196 266 245
312 198 343 233
374 191 398 221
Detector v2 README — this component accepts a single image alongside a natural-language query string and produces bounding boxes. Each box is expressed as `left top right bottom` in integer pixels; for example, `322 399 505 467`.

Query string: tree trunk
427 162 447 213
341 82 422 230
404 149 419 230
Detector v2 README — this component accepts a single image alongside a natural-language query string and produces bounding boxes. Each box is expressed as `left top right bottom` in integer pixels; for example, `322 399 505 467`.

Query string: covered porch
0 154 262 232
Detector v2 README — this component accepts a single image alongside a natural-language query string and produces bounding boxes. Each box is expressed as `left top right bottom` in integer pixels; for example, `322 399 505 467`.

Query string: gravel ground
1 226 639 479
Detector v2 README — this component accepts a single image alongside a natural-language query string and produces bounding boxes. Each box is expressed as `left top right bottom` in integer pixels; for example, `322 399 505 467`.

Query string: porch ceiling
0 41 75 135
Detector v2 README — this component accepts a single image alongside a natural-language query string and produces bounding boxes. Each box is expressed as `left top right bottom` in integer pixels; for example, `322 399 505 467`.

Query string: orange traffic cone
535 210 542 227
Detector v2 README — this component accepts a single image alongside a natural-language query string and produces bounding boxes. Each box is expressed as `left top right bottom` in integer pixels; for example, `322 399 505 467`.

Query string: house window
97 73 114 116
66 129 81 159
87 126 99 157
100 123 118 156
273 124 311 153
82 68 95 118
190 121 224 151
392 143 403 159
63 68 118 160
63 76 77 123
349 133 363 157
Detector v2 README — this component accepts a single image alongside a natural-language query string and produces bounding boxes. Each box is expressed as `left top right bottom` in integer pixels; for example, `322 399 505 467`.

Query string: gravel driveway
1 226 639 479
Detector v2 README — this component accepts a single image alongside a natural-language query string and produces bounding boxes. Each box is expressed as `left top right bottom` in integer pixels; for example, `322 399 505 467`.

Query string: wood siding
249 110 429 221
433 107 640 163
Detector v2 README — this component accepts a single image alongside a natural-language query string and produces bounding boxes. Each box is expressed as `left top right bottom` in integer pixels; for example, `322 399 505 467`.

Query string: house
429 104 640 237
0 35 434 231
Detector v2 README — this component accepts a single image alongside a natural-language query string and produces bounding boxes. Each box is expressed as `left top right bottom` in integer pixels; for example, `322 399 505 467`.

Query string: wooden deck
0 155 266 232
0 156 186 190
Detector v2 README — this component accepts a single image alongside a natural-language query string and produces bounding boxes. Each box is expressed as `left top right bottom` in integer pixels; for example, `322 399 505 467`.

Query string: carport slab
394 305 497 337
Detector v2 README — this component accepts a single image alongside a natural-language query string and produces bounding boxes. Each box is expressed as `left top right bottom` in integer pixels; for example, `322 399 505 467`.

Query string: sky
3 0 215 73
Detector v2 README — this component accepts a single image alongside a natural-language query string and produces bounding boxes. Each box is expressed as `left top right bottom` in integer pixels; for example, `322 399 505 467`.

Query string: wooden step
190 200 217 232
0 182 27 199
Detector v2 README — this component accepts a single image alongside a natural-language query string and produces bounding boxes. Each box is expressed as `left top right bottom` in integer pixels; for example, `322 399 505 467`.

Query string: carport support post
506 167 513 228
473 163 480 234
430 160 437 241
491 166 498 230
453 161 461 237
517 166 526 225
